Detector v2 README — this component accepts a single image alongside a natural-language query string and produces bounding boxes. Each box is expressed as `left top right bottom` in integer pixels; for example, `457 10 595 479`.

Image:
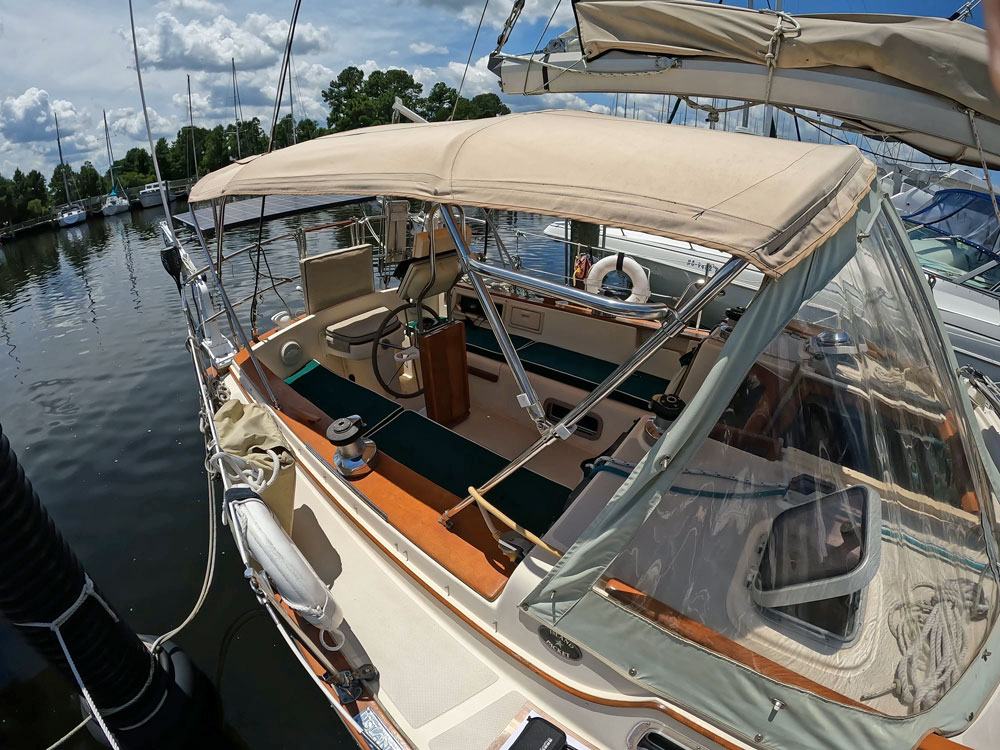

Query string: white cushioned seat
325 306 401 359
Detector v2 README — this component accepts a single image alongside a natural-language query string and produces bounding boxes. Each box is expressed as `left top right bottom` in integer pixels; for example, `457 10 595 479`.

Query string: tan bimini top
189 109 874 277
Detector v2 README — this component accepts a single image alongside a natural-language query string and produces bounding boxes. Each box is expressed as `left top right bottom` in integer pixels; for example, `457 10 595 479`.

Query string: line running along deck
175 194 374 233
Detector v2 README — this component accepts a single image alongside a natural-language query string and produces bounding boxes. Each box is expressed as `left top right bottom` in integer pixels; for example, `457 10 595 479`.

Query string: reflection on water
0 206 355 749
0 204 570 748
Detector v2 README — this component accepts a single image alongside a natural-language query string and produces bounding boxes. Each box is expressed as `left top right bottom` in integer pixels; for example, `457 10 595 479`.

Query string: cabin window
752 486 881 641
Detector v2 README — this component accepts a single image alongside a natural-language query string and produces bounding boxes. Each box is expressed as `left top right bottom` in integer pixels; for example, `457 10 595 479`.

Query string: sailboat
100 110 129 217
53 112 86 228
155 98 1000 749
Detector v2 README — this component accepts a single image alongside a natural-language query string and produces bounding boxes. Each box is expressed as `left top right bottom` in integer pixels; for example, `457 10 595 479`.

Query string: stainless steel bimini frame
434 203 749 526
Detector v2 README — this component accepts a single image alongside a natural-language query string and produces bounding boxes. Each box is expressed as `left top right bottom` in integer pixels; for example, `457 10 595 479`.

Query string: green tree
273 114 296 150
467 93 510 119
295 118 326 142
49 164 78 203
121 147 153 176
322 66 426 132
199 125 230 174
26 198 46 217
77 162 103 198
419 82 458 121
154 137 174 181
322 66 367 131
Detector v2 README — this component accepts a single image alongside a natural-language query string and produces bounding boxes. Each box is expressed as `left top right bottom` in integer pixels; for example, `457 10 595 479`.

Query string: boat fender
229 489 346 650
584 252 651 303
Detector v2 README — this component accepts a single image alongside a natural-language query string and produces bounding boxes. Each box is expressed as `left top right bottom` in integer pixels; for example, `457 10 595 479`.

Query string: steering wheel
371 302 440 399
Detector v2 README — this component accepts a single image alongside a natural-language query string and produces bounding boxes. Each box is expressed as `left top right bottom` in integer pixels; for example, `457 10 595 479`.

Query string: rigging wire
128 0 172 219
452 0 490 120
250 0 301 337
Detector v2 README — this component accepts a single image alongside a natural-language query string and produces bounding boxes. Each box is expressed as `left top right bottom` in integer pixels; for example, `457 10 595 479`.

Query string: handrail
186 216 381 280
466 256 673 320
203 275 301 325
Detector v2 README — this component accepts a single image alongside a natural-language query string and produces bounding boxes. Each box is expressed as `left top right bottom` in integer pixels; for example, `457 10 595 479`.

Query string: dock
174 194 374 234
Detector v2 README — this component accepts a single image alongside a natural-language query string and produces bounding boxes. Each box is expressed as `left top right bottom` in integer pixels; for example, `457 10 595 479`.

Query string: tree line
0 66 508 227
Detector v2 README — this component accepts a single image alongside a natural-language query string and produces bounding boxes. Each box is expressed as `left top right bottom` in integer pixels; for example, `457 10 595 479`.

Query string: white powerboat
164 109 1000 750
138 181 175 208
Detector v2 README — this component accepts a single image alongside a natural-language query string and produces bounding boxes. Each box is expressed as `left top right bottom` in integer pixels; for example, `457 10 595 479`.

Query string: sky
0 0 988 178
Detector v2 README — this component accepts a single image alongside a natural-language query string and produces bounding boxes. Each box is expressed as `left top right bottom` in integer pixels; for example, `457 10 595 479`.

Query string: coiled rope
888 579 989 712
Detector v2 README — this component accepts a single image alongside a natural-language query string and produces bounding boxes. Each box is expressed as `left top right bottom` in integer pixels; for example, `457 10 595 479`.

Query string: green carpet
517 342 670 409
370 410 569 536
285 360 401 432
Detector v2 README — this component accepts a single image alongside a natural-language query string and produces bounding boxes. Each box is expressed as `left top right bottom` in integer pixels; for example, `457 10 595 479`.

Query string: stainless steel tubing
440 256 749 523
439 205 548 428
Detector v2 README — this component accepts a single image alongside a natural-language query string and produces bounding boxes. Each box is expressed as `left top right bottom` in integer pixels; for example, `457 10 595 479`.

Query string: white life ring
584 253 651 304
231 492 346 650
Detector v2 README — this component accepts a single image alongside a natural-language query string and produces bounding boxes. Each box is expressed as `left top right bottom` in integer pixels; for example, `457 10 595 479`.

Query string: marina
5 1 1000 749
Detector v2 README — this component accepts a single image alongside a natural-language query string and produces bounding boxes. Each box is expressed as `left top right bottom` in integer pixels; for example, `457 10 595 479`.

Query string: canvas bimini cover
189 109 874 278
494 1 1000 167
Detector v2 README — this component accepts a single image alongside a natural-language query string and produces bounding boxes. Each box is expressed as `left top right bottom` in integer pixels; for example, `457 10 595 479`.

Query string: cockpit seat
325 306 401 360
395 249 463 303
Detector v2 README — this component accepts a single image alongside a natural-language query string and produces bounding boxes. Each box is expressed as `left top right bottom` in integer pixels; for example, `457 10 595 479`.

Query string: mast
54 112 72 206
287 55 296 145
187 74 200 179
231 58 242 158
103 109 117 194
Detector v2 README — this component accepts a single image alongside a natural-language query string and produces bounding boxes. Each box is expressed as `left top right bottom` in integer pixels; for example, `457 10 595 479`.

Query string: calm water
0 203 563 748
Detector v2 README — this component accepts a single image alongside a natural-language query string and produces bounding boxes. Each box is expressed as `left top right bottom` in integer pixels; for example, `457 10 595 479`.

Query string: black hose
0 423 174 731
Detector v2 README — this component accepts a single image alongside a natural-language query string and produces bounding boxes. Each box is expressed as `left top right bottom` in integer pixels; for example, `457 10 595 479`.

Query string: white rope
14 575 124 750
888 579 988 712
149 463 218 654
759 10 801 111
45 715 91 750
208 447 281 493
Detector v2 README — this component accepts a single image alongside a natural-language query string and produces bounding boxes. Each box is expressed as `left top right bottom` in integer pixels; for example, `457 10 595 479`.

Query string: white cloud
0 88 89 144
159 0 224 15
131 11 329 72
109 107 175 139
409 41 448 55
413 0 574 31
171 90 213 118
435 55 497 97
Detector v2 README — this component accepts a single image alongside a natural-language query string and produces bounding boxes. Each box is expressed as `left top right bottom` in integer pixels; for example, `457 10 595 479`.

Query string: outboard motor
327 416 377 478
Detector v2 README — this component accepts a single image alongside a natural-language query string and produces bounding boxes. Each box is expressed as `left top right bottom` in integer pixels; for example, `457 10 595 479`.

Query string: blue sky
0 0 987 176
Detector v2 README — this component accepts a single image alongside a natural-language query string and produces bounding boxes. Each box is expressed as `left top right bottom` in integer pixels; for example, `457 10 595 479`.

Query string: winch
644 393 686 444
326 416 377 478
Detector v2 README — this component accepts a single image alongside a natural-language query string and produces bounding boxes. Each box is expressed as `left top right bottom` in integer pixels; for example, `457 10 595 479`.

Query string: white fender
232 493 346 650
585 253 651 303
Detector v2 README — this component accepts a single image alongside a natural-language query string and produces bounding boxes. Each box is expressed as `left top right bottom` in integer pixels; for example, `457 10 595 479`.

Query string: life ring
584 252 651 303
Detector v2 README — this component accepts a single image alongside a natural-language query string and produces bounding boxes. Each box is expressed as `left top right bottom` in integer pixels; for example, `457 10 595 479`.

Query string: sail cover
575 0 998 121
